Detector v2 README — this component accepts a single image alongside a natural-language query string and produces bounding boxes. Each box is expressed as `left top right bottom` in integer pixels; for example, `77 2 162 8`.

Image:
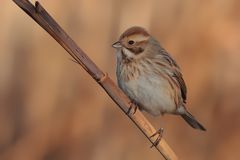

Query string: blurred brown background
1 0 240 160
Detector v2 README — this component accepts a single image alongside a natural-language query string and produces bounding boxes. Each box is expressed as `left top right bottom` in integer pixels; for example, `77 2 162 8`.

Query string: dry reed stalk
12 0 178 159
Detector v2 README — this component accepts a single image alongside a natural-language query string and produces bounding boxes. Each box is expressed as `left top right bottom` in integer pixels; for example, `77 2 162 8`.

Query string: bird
112 26 206 146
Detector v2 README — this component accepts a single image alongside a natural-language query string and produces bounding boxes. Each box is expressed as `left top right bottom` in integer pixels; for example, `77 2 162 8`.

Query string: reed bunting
112 26 206 145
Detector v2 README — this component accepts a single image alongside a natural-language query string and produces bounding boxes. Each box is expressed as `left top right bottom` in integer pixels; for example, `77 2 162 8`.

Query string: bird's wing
173 71 187 103
161 51 187 103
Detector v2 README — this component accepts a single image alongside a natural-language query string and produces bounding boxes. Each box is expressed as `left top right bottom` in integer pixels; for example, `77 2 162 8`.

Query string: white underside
118 73 176 116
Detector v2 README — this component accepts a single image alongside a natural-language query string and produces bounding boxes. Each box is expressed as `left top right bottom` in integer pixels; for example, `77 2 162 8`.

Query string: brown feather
119 26 149 40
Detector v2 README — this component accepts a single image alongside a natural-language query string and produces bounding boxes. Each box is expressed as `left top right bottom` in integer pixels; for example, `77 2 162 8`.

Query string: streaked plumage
113 26 206 131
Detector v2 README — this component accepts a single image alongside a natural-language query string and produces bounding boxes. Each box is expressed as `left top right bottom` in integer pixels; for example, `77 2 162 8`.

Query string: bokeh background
1 0 240 159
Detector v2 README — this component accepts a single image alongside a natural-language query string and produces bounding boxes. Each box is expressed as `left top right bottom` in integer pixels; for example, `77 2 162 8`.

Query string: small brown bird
112 26 206 145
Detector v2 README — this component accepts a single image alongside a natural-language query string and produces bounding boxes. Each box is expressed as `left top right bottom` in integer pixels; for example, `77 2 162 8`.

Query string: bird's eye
128 40 135 45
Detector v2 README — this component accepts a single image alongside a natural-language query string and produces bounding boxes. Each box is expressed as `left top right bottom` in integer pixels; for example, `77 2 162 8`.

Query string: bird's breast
117 66 177 116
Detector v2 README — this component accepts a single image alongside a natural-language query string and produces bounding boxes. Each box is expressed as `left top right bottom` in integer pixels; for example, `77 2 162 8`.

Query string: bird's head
112 26 150 59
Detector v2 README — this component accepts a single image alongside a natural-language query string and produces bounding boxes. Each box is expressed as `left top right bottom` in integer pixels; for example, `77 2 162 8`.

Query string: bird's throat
121 49 133 64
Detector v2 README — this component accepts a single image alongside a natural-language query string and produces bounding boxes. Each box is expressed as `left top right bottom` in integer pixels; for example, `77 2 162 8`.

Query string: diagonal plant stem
12 0 178 159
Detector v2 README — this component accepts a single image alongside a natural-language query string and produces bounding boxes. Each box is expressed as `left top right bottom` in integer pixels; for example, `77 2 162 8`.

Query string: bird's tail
181 111 206 131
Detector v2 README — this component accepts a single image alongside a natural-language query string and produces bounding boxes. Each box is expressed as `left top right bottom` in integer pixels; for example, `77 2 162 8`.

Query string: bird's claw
127 101 138 115
150 128 164 148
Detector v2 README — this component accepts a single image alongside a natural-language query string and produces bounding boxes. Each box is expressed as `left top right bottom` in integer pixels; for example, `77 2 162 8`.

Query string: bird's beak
112 41 122 48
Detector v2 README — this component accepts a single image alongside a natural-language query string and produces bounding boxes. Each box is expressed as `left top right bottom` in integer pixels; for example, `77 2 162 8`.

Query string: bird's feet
150 128 164 148
127 101 138 115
